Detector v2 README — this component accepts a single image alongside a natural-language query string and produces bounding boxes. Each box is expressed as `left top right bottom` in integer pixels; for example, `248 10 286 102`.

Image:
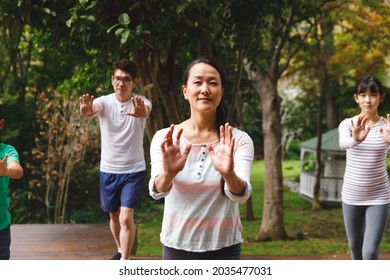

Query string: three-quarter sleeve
224 130 254 203
339 118 360 150
148 128 171 200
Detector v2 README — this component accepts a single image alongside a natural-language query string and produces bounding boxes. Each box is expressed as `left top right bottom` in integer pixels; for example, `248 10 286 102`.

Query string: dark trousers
163 243 241 260
0 226 11 260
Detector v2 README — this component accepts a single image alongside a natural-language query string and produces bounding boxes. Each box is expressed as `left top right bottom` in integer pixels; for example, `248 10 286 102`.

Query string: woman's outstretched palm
161 124 192 177
208 123 235 177
380 114 390 143
351 115 370 143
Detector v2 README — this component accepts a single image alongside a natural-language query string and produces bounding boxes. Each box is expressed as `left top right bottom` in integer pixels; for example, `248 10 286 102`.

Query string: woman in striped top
148 57 254 260
338 76 390 260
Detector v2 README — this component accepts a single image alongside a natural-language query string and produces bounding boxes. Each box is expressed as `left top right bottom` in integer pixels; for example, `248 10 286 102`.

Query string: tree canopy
0 1 389 242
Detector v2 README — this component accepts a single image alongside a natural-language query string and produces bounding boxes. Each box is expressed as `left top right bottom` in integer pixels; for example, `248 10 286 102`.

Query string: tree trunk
134 37 184 141
133 52 164 141
320 18 340 130
312 104 323 210
326 82 340 130
312 15 338 209
249 73 288 241
245 196 254 221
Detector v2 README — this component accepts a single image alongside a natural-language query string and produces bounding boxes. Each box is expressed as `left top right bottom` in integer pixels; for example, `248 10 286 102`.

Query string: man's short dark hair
111 59 138 78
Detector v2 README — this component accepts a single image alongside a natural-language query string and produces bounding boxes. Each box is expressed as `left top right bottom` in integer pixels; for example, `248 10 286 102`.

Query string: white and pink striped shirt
149 126 254 252
339 117 390 205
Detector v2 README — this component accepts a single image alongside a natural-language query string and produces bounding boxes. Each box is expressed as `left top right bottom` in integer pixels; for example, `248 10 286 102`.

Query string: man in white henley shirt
79 59 152 260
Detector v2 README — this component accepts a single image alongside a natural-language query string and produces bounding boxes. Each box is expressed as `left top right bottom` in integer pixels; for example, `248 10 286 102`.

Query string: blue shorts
0 226 11 260
100 170 145 213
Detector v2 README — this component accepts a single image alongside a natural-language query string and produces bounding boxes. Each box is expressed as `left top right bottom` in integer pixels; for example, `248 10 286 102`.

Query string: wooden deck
9 224 390 260
10 224 120 260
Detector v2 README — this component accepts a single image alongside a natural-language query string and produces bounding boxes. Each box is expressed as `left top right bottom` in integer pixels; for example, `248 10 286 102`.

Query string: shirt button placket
197 145 207 179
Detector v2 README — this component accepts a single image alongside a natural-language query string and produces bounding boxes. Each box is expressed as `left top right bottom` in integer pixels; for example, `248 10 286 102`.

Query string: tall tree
230 0 323 240
66 0 227 140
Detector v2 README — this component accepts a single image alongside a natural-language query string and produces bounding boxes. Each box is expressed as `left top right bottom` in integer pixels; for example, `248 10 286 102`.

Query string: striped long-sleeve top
338 117 390 205
148 126 254 252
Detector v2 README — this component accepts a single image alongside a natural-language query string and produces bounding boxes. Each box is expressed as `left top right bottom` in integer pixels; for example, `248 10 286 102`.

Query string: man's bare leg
109 210 121 258
119 207 136 260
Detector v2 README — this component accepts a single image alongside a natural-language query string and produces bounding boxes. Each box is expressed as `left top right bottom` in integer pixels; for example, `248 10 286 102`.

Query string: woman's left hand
380 114 390 143
208 123 235 177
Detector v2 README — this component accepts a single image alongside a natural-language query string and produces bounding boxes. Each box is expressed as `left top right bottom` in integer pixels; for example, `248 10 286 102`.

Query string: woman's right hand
351 115 370 143
160 124 192 179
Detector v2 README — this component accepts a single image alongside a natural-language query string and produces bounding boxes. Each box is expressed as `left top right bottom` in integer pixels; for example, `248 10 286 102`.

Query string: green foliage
56 60 110 95
107 12 151 45
0 0 388 235
303 159 316 172
67 164 101 223
241 86 263 159
281 95 318 140
284 139 301 160
10 182 47 224
69 207 106 224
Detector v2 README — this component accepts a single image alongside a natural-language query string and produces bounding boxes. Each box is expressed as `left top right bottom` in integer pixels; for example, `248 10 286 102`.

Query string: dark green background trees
0 0 389 242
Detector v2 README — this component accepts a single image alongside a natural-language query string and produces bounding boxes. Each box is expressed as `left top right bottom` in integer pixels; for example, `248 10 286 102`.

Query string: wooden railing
299 171 343 205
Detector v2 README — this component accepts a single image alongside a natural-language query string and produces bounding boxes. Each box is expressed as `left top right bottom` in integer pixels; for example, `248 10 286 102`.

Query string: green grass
135 160 390 256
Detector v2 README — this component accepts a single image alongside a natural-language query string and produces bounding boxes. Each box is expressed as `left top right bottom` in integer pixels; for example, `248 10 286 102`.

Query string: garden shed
299 128 345 205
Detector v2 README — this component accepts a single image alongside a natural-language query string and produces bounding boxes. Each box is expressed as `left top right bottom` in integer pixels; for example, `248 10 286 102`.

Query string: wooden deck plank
10 224 118 260
9 224 390 260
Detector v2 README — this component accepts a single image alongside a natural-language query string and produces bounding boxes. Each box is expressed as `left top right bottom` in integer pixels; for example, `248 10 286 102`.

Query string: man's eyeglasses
113 76 133 85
